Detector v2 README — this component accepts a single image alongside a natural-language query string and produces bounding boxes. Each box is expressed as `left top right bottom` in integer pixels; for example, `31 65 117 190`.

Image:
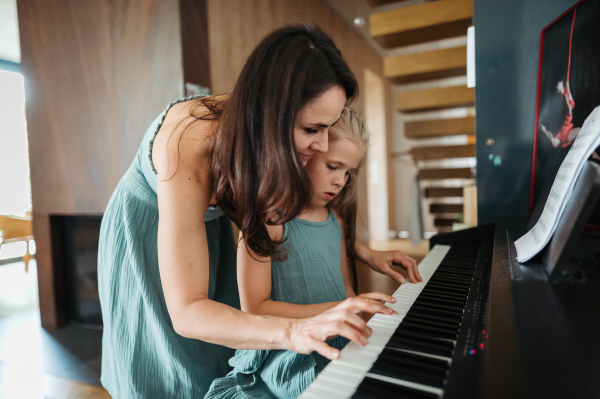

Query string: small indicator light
482 330 485 333
480 343 484 348
486 334 488 338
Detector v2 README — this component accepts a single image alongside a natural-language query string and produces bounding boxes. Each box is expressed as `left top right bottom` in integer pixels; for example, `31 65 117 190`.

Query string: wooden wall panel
207 0 386 245
18 0 183 215
17 0 184 328
180 0 211 89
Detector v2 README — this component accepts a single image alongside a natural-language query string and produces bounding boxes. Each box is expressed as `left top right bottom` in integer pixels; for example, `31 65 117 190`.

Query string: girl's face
294 85 347 166
304 135 365 207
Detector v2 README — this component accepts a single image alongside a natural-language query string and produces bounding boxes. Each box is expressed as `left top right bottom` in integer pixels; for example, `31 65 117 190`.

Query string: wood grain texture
430 203 464 213
405 116 475 138
207 0 387 245
425 187 464 198
410 144 476 161
17 0 184 327
396 85 475 112
180 0 211 89
418 167 474 180
18 0 183 215
370 0 473 48
384 46 467 84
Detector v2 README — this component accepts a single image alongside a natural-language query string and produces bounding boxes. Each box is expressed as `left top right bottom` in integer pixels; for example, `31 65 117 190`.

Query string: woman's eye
304 128 318 134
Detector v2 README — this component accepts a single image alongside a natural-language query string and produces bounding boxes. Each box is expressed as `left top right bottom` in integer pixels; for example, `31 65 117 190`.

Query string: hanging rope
567 8 576 84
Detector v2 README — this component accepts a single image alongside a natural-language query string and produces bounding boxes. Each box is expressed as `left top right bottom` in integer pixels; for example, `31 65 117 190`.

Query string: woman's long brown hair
202 24 357 261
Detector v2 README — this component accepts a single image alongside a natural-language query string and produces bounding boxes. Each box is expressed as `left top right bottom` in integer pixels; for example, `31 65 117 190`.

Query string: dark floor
0 260 103 387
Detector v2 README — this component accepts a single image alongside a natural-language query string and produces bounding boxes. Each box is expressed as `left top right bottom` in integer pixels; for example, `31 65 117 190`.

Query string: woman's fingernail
360 336 368 345
391 298 397 303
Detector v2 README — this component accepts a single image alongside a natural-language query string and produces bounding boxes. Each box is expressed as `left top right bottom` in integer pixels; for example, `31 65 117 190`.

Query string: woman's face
294 85 347 166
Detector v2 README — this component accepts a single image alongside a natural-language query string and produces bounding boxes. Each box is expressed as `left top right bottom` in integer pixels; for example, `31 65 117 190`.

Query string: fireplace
52 215 103 327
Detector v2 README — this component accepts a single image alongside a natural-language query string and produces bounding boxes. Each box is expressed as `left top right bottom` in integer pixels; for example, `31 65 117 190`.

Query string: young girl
205 108 396 399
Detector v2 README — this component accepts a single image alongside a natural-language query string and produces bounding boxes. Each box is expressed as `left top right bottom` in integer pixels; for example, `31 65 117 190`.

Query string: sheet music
515 106 600 262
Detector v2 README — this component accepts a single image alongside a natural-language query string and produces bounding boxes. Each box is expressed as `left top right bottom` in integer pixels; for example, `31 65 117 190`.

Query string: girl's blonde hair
328 107 369 289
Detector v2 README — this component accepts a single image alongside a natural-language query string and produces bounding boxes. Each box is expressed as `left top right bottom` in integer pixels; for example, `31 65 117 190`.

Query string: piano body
300 161 600 399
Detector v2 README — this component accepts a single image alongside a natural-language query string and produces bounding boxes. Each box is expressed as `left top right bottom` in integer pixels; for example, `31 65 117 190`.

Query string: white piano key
364 372 444 396
298 245 451 399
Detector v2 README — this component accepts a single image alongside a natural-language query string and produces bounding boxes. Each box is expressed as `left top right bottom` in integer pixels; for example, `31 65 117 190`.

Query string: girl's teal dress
97 95 240 398
205 209 349 399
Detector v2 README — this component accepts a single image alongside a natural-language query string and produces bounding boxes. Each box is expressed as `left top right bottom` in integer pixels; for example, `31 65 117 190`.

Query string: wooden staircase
369 0 476 234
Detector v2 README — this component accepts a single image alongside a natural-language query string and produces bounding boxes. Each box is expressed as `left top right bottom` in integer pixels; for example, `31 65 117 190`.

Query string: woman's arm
152 102 383 359
238 233 350 319
355 241 422 284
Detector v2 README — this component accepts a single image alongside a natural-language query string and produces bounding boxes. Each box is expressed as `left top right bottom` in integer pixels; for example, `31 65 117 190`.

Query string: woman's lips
298 153 312 162
325 192 336 201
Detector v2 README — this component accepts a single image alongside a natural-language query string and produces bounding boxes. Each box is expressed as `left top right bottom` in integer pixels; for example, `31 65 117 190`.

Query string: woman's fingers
358 291 395 303
307 336 341 360
356 292 397 314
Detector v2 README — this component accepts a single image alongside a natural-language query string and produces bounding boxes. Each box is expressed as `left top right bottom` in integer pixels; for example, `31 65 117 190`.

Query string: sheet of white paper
515 106 600 262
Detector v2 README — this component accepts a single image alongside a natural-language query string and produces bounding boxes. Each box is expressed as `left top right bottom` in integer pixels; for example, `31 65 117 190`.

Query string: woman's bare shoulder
152 98 218 179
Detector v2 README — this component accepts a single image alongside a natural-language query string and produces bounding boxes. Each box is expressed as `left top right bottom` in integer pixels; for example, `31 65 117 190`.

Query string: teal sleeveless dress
97 95 240 399
205 209 349 399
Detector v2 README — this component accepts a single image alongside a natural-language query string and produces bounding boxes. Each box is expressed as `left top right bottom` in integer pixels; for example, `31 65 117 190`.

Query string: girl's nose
310 131 328 153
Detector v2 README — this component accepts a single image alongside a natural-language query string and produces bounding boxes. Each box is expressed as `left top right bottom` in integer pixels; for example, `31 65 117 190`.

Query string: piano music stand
541 160 600 280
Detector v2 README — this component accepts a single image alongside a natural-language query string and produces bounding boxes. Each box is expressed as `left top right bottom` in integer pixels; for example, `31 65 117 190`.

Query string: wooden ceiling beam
396 85 475 112
384 46 467 84
370 0 473 48
405 116 475 138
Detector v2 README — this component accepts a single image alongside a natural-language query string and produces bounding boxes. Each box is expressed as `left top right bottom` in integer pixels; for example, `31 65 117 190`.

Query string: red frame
529 0 588 215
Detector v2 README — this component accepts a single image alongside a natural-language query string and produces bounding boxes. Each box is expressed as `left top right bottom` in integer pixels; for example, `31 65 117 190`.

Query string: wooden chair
0 215 34 271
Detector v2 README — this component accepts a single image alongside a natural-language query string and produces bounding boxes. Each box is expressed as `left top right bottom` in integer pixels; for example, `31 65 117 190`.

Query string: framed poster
531 0 600 215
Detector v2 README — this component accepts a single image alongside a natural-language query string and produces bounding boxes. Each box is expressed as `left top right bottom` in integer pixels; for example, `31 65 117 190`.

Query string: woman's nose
310 131 328 153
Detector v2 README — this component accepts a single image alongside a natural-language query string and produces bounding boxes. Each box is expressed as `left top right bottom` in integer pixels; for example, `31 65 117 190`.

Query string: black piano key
435 266 474 277
413 299 465 313
418 294 467 308
424 282 470 295
410 305 463 322
387 331 455 357
369 349 448 387
403 314 461 330
397 322 458 340
418 291 468 303
440 259 476 268
352 376 439 399
429 275 473 284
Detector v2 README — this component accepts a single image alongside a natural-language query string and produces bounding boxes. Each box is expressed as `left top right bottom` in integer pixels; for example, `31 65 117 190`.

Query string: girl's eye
304 128 318 134
327 164 337 171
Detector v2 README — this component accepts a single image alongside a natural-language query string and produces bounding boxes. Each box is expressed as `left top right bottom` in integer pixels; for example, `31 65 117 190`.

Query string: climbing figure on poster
540 9 581 149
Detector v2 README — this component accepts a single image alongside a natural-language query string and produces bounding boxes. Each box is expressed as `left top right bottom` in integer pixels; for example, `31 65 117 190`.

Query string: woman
98 24 419 399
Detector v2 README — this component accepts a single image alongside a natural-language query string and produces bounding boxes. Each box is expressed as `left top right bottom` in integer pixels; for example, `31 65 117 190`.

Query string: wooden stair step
370 0 473 48
418 167 474 180
405 116 475 139
410 144 475 161
365 0 409 6
396 85 475 112
430 204 464 213
425 187 464 198
434 218 459 227
384 46 467 84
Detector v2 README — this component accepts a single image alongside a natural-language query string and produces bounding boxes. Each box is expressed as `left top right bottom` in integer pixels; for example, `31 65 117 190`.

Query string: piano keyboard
300 243 484 399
